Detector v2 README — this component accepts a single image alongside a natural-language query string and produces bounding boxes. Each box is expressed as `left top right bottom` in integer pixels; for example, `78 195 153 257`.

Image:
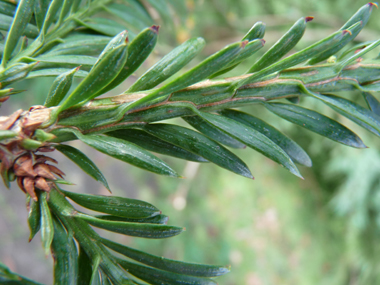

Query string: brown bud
47 164 65 178
34 164 57 180
23 177 37 201
35 177 51 192
0 96 10 103
35 155 57 164
0 109 23 131
13 155 37 177
21 106 47 133
37 146 55 152
17 176 26 193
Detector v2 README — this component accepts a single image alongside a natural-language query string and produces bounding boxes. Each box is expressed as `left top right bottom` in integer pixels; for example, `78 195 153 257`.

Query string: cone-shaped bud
34 164 57 180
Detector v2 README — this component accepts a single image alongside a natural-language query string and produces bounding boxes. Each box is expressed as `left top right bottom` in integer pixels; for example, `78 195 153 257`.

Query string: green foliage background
1 0 380 284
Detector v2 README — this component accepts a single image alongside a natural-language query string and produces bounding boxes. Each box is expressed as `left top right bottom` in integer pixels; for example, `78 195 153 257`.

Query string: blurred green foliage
2 0 380 284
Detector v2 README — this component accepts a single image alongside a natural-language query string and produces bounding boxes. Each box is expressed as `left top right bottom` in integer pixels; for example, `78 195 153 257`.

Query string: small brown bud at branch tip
151 25 160 33
305 16 314 22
